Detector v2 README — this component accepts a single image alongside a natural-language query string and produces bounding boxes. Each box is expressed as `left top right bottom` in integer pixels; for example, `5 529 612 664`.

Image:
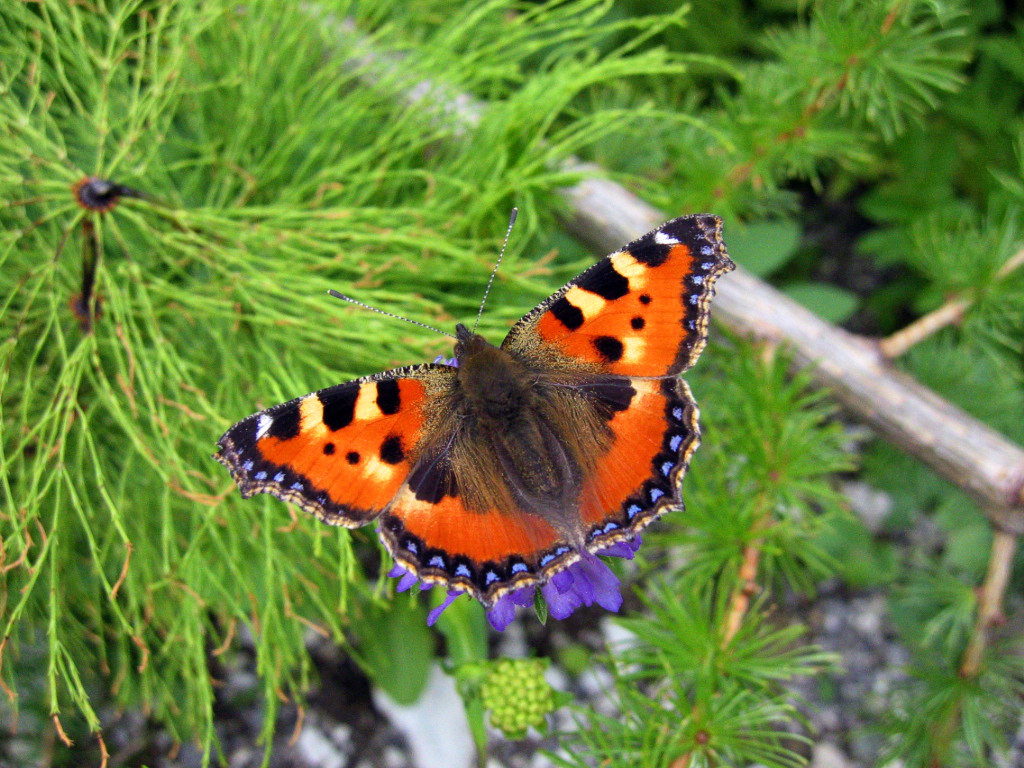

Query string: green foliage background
1 1 1022 766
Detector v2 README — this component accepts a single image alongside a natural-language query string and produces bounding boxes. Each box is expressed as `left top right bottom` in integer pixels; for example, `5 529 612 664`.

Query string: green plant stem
961 527 1017 679
673 490 774 767
927 527 1018 766
879 246 1024 359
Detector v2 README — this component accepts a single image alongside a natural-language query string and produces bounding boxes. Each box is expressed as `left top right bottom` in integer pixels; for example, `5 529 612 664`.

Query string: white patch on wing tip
255 414 273 440
654 230 680 245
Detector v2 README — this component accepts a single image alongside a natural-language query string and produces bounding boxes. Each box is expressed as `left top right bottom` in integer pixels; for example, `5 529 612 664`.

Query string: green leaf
357 601 434 705
783 282 859 323
724 220 802 277
434 593 489 667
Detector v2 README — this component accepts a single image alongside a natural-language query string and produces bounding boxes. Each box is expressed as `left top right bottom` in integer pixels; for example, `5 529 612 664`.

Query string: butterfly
216 214 733 620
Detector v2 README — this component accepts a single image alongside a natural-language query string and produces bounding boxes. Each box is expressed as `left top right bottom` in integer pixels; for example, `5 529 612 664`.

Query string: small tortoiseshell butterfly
216 215 733 627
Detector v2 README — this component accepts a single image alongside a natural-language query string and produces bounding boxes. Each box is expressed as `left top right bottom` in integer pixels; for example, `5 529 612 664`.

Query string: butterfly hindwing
216 365 456 527
502 214 731 377
578 377 700 549
380 487 571 603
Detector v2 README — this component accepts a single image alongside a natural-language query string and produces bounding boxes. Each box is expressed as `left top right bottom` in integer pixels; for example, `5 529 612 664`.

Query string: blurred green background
1 1 1022 766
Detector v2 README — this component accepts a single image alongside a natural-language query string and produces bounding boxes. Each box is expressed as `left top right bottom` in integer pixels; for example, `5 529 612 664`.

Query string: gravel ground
66 580 907 768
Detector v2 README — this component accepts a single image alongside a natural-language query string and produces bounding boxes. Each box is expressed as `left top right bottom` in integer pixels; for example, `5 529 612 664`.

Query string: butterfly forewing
502 214 731 377
216 366 452 527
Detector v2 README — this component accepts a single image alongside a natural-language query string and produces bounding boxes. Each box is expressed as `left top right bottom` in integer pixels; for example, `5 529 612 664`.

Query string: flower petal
576 553 622 612
509 585 536 607
486 585 535 631
388 564 420 593
599 535 642 560
551 569 575 594
541 578 584 620
426 590 462 626
486 595 516 631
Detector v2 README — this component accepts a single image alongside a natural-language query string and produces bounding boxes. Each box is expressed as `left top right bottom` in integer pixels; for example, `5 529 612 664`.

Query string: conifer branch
961 528 1017 679
723 511 770 645
879 246 1024 359
878 297 969 359
922 529 1020 764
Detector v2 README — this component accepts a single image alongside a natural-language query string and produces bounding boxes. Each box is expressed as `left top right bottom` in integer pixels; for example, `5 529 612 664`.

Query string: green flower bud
480 659 555 739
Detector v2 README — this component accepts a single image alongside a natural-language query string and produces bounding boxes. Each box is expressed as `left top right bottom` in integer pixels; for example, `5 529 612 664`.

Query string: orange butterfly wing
577 377 701 548
379 487 569 603
216 367 451 527
503 214 730 377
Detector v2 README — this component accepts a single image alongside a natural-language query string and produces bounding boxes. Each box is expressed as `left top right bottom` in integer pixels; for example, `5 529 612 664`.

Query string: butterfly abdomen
450 328 620 544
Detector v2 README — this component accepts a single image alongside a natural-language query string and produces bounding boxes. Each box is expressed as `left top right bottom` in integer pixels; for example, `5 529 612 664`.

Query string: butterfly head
453 323 533 423
453 322 486 357
453 321 518 370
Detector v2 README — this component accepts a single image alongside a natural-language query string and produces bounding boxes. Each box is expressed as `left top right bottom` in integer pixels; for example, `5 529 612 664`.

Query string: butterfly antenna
472 207 518 334
327 290 456 339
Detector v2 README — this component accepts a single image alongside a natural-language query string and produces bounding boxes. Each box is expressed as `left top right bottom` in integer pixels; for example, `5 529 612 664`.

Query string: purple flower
541 552 623 619
387 536 639 631
433 355 459 367
486 584 536 631
427 589 463 626
388 563 430 593
597 535 642 560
